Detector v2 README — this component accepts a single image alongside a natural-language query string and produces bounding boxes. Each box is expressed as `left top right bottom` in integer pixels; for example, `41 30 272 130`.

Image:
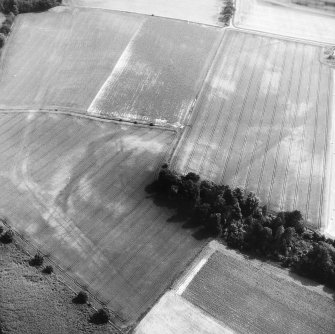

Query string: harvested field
134 291 230 334
0 7 145 111
64 0 223 26
88 19 221 127
234 0 335 44
183 242 335 334
0 112 204 324
171 30 333 228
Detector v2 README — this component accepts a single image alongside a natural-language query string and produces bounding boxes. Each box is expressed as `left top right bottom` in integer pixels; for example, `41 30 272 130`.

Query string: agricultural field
64 0 223 26
234 0 335 44
182 242 335 334
88 19 221 127
134 291 229 334
171 29 333 228
0 7 145 111
0 112 205 324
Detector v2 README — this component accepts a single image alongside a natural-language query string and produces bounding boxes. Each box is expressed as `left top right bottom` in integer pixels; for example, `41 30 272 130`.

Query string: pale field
134 291 232 334
64 0 223 26
183 243 335 334
171 30 333 228
88 19 221 127
234 0 335 44
0 7 145 111
0 112 204 324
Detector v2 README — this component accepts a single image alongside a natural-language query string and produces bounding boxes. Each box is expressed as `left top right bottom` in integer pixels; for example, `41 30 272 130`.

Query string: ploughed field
183 246 335 334
0 7 221 127
171 29 333 228
0 112 204 324
64 0 223 26
234 0 335 44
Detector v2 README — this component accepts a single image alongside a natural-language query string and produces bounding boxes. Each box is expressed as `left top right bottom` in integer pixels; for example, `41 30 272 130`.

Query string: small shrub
149 122 154 126
73 290 88 304
90 308 110 324
42 265 53 274
1 229 14 243
0 24 11 35
0 224 3 235
29 253 44 266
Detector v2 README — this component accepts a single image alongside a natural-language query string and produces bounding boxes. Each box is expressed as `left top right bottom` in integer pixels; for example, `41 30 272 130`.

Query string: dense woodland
147 165 335 290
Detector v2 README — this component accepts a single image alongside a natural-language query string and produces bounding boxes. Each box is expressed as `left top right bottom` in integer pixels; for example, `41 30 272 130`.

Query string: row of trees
147 165 335 290
220 0 235 26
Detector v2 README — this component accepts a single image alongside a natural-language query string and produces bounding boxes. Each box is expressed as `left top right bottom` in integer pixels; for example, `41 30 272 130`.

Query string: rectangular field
0 112 204 324
235 0 335 44
183 245 335 334
171 30 333 228
88 18 221 126
64 0 223 26
0 7 145 111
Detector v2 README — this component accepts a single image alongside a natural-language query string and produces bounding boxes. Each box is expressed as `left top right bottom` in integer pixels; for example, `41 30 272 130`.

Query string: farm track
170 29 333 228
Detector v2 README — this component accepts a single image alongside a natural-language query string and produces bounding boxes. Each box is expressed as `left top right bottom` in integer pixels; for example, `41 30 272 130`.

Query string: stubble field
0 7 145 111
234 0 335 44
88 19 221 127
183 245 335 334
0 112 204 324
171 29 333 228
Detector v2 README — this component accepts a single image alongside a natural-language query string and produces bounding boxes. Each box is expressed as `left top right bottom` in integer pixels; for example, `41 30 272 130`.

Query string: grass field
183 243 335 334
88 19 221 127
0 241 114 334
0 112 205 324
234 0 335 44
64 0 223 26
171 30 333 228
0 7 145 111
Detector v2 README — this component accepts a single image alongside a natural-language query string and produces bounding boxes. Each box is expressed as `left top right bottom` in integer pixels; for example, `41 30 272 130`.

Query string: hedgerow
147 165 335 290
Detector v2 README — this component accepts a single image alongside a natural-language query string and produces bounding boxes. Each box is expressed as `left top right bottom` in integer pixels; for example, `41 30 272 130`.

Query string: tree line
219 0 235 26
147 165 335 291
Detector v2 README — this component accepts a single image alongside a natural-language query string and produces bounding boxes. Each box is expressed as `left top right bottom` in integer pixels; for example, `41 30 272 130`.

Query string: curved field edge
0 112 207 325
63 0 224 26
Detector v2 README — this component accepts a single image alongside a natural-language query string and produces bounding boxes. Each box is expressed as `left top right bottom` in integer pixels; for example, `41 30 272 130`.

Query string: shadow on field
146 181 212 241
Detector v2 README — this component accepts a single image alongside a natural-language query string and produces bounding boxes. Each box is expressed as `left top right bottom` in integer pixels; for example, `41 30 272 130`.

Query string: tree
90 308 110 324
0 33 5 48
227 220 246 250
243 192 260 217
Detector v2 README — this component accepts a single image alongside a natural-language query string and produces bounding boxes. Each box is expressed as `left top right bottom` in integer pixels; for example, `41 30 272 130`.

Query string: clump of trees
147 165 335 290
220 0 235 26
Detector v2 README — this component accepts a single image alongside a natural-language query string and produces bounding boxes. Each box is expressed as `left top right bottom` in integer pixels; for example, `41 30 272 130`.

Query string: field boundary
167 29 227 163
0 217 126 333
0 108 177 132
62 2 224 28
232 0 335 46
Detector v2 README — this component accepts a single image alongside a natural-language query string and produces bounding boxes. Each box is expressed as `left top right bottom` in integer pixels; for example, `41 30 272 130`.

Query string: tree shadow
192 227 213 241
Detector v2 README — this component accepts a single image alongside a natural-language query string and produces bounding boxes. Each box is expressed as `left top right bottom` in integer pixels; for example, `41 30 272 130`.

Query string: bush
0 24 11 35
73 290 89 304
0 32 5 47
90 308 110 324
0 224 3 235
42 265 53 274
1 229 14 243
29 253 44 266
